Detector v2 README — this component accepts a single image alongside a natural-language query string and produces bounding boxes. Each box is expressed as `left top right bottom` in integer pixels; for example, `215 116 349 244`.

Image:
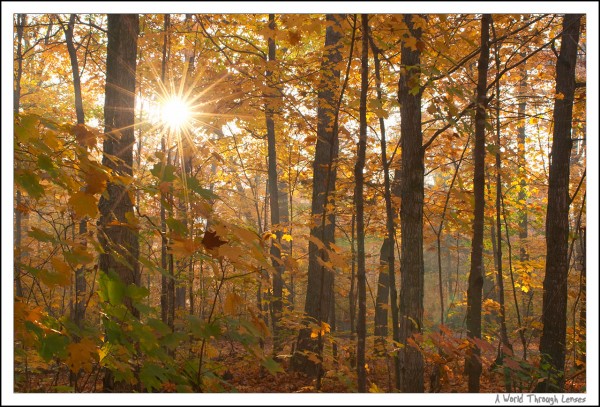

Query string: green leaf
15 114 40 142
486 143 500 155
140 363 168 391
37 154 58 176
98 272 126 305
28 227 56 243
150 163 176 182
126 284 149 301
147 318 171 336
185 176 218 200
15 170 45 199
166 217 188 236
188 316 222 340
261 357 284 376
161 332 187 350
39 332 68 361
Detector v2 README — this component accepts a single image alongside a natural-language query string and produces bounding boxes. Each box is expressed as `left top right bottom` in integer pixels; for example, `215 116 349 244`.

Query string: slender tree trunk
99 14 139 392
491 31 512 390
63 13 89 331
14 14 26 300
370 30 402 389
264 14 285 354
349 212 356 335
466 13 490 393
536 14 581 393
398 14 424 393
63 13 89 392
160 14 171 326
355 13 369 393
516 56 533 360
291 14 344 378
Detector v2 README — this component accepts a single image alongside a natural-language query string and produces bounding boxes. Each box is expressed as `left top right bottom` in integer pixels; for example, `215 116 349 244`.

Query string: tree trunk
398 14 424 393
291 14 344 378
492 33 512 389
14 14 26 300
99 14 139 392
160 14 171 326
355 13 369 393
63 13 88 332
516 55 533 361
536 14 581 393
370 35 401 387
466 13 490 393
264 14 285 354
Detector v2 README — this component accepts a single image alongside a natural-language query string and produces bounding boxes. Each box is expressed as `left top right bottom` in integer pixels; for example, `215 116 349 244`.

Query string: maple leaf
202 229 228 251
224 292 245 315
69 191 98 218
288 30 302 46
72 123 97 148
169 237 201 257
67 338 97 373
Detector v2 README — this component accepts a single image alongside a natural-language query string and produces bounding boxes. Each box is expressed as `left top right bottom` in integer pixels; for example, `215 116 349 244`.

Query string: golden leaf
69 191 98 218
67 338 97 373
224 292 245 315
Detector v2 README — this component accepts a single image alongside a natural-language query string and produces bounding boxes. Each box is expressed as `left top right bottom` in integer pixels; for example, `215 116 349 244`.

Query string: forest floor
15 337 585 393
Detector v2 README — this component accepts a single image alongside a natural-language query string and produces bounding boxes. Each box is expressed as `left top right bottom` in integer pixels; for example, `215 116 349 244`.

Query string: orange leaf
69 191 98 218
67 338 97 373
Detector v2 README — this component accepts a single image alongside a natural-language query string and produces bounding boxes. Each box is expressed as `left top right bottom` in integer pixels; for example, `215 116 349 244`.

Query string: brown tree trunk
466 13 490 393
63 14 88 332
491 31 512 390
14 14 26 300
517 62 533 360
160 14 171 326
398 14 424 393
291 14 344 378
99 14 139 392
62 13 89 392
355 13 369 393
536 14 582 393
264 14 285 354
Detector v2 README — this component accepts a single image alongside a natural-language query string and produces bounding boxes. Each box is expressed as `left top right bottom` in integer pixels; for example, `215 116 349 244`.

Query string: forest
10 10 590 396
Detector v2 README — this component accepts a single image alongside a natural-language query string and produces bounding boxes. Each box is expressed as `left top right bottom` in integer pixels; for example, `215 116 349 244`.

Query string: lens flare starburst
161 96 192 131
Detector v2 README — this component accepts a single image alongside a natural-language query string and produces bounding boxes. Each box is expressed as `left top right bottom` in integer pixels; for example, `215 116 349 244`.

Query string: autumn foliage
11 11 588 396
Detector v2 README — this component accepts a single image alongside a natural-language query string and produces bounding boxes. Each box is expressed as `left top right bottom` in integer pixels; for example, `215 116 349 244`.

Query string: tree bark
398 14 425 393
264 14 286 354
492 31 512 390
98 14 139 392
466 13 490 393
536 14 581 393
63 13 88 332
355 13 369 393
14 14 26 300
291 14 344 378
159 14 171 327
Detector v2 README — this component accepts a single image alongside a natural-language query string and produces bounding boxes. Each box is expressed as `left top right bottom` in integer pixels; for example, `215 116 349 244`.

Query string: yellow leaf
159 181 172 194
235 227 260 245
169 238 200 257
69 191 98 218
218 244 242 261
555 92 565 100
369 382 384 393
404 36 417 51
224 292 244 315
67 338 97 373
307 235 326 251
51 258 70 275
281 234 293 242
